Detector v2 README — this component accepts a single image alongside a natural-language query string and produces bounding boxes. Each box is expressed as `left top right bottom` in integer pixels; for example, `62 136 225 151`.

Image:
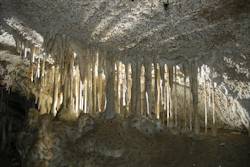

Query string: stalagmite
190 61 200 134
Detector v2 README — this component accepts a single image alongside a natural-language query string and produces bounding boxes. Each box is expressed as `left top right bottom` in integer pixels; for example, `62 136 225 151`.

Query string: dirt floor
16 114 250 167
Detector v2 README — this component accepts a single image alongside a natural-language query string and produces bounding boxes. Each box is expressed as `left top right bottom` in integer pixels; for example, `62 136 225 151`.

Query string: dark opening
0 87 35 167
163 2 169 10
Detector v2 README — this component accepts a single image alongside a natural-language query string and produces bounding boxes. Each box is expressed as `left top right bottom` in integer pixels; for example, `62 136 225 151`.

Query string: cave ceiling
0 0 250 64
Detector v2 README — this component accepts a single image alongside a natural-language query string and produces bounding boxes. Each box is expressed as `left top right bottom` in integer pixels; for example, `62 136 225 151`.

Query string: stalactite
36 58 41 79
29 47 35 82
160 64 166 123
183 66 187 130
74 65 80 116
97 55 105 113
174 66 178 127
51 66 60 116
68 51 76 115
125 63 132 115
168 65 173 127
204 76 208 134
116 62 121 114
104 55 116 119
87 61 93 114
140 65 146 116
131 63 137 114
151 64 156 118
136 62 142 115
145 63 152 118
61 63 68 113
121 63 126 116
92 52 98 114
155 63 161 120
212 80 217 136
41 56 46 86
84 78 88 113
190 61 200 134
189 83 193 131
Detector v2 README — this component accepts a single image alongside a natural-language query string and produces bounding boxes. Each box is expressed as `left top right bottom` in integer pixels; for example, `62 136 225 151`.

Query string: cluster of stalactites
14 33 222 134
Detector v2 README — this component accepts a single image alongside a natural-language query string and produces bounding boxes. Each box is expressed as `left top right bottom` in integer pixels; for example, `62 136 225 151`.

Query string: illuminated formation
9 31 249 136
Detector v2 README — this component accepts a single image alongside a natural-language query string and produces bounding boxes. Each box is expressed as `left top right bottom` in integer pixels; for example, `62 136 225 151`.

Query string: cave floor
19 115 250 167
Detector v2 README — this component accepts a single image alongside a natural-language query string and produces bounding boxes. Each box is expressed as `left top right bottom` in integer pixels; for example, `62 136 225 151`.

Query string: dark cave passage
0 87 35 167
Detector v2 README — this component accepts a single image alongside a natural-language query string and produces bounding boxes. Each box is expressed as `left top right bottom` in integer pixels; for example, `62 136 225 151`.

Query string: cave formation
0 0 250 167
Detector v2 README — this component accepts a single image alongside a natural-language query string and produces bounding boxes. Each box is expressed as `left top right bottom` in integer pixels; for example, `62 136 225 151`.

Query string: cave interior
0 0 250 166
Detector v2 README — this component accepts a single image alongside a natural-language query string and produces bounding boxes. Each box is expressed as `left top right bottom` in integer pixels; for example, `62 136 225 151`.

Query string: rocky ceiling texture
0 0 249 62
